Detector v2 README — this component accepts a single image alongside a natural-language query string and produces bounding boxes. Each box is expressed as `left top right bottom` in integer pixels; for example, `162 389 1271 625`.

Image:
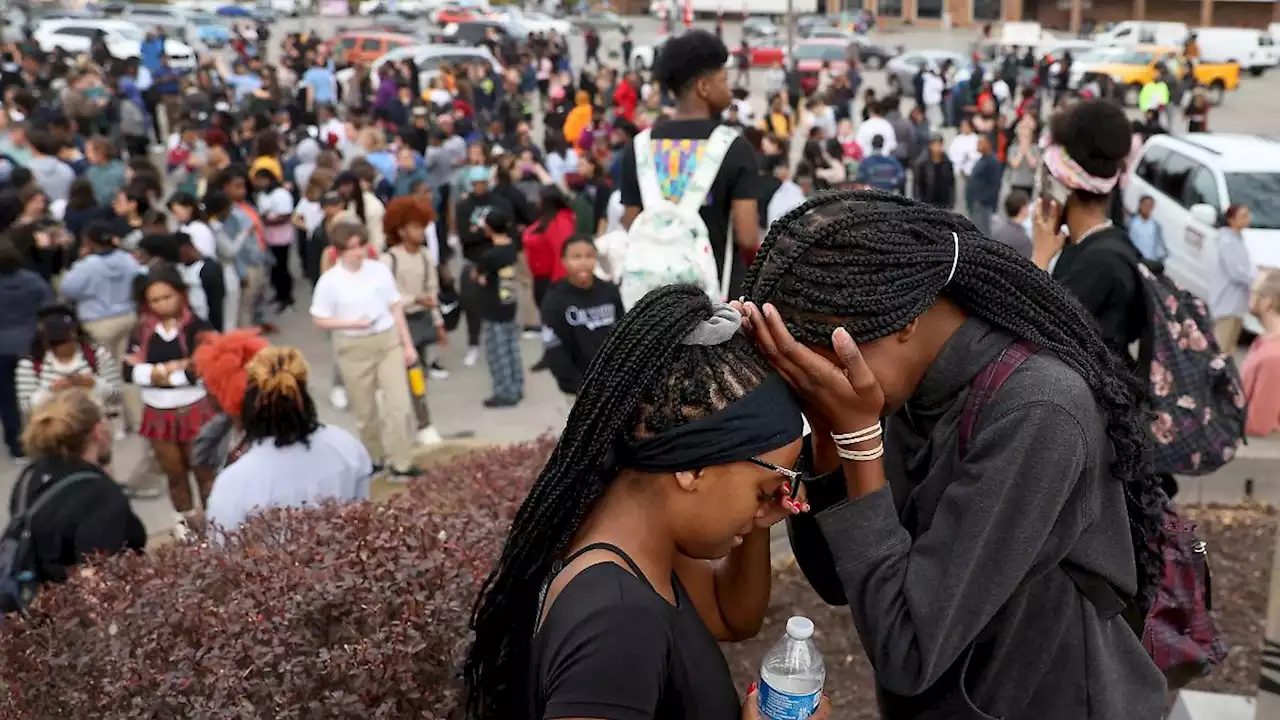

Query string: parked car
1192 26 1279 77
796 16 835 38
885 49 967 94
191 13 233 49
336 43 502 93
1123 133 1280 334
215 5 255 17
632 33 734 72
573 9 630 33
793 39 849 82
329 30 417 67
743 16 779 39
119 4 191 34
441 19 528 46
735 35 786 68
520 10 572 35
34 18 197 70
431 4 478 24
1079 45 1240 106
850 36 896 69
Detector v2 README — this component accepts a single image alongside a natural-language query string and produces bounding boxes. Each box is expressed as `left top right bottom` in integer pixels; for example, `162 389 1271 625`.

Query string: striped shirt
15 345 122 414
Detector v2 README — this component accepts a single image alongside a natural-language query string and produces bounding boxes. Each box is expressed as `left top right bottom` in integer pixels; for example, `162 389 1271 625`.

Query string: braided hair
744 189 1166 613
464 284 773 718
241 347 320 448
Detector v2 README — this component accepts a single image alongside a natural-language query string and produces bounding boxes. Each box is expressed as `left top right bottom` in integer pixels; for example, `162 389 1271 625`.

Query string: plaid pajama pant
484 320 524 402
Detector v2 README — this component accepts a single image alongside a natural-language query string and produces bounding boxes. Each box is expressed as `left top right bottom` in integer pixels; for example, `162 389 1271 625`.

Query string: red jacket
522 209 576 281
613 80 638 123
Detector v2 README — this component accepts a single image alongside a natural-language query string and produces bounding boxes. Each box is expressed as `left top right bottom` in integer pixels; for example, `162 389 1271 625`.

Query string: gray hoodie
293 138 320 191
789 318 1166 720
28 155 75 203
59 249 142 322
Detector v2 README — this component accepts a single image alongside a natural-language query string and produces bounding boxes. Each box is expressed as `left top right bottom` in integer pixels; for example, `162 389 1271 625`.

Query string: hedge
0 438 556 719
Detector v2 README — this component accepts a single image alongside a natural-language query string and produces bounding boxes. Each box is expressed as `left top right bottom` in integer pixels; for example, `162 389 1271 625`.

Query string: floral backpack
1132 262 1247 476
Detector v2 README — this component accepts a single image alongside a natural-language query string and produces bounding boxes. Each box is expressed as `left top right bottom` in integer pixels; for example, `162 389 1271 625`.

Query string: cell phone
1035 164 1069 220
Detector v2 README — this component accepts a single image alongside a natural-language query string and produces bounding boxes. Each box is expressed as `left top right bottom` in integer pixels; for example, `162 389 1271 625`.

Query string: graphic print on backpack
1135 263 1247 476
619 127 738 310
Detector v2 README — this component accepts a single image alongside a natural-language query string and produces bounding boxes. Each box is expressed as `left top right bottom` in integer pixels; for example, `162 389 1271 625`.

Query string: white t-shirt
294 199 325 235
181 221 218 258
923 73 945 106
855 117 897 159
604 190 624 234
310 259 401 336
948 133 981 177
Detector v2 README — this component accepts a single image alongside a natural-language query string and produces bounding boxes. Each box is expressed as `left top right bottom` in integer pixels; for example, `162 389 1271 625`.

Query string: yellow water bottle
408 365 426 397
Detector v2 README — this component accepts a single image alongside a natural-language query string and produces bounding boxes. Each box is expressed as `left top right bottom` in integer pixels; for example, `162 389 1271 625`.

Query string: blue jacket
966 154 1003 210
59 249 142 322
141 36 165 74
856 154 905 193
0 269 53 357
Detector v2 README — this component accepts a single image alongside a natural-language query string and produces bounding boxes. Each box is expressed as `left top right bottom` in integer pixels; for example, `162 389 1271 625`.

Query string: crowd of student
0 11 1279 720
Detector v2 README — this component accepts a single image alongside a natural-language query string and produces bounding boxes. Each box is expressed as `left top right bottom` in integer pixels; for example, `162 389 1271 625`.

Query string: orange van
332 31 416 67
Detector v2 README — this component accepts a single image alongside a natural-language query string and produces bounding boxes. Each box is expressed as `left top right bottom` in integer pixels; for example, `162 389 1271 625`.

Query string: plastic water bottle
757 616 825 720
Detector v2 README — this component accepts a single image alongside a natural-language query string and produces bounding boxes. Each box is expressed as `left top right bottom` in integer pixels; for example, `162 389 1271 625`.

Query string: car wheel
863 55 882 70
1209 80 1225 106
1249 66 1265 78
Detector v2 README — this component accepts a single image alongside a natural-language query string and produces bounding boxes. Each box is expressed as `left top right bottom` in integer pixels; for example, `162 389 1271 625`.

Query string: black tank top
530 542 740 719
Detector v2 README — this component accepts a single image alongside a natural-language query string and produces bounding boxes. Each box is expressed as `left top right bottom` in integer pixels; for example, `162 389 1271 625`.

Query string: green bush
0 439 555 719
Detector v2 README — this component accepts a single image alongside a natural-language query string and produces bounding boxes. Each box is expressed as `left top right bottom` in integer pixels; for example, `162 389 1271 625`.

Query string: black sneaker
531 357 549 372
483 396 521 409
386 465 424 483
371 461 386 475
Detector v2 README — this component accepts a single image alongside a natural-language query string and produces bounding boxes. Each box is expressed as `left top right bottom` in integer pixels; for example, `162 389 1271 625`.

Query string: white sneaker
330 386 349 411
521 329 540 340
172 513 194 543
428 365 450 380
464 347 480 367
416 425 444 446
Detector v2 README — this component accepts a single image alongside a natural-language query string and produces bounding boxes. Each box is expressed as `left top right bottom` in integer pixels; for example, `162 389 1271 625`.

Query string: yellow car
1086 45 1240 106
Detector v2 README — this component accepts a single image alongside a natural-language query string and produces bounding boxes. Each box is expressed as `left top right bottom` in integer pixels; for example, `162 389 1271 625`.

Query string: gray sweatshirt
789 318 1166 719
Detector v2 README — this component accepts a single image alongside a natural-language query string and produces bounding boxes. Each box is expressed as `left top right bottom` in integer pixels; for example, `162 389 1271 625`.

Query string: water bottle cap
786 616 814 640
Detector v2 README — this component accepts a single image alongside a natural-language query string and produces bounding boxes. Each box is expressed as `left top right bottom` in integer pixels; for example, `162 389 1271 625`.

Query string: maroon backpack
959 339 1227 688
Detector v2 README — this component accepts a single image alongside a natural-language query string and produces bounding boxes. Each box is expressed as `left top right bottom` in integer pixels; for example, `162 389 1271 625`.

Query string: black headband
622 373 804 474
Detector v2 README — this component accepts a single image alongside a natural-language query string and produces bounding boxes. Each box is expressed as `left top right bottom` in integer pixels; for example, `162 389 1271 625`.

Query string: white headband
945 231 960 286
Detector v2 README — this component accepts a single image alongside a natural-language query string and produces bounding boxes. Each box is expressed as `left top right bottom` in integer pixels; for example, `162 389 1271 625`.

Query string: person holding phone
1030 100 1145 364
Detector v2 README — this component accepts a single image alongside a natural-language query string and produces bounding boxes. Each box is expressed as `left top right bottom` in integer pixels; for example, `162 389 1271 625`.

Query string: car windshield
1113 51 1154 65
1225 173 1280 230
795 43 842 60
114 25 145 41
1073 48 1123 63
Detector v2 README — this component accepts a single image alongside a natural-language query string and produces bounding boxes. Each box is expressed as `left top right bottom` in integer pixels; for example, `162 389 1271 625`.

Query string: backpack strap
957 339 1038 458
677 126 738 216
632 128 663 210
12 469 100 527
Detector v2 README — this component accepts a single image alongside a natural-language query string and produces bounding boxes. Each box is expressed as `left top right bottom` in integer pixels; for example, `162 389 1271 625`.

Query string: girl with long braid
464 284 830 720
739 189 1168 719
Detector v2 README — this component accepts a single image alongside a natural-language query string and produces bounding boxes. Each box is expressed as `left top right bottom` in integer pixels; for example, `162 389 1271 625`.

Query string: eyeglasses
747 457 804 499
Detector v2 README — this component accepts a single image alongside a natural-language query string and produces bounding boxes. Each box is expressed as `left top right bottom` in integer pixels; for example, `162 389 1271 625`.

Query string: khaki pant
83 312 140 428
1215 316 1244 355
333 329 415 470
238 265 267 330
515 252 539 329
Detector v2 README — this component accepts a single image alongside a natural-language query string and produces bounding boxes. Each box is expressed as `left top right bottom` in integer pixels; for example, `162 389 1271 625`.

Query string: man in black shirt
619 29 761 301
455 166 515 360
473 209 523 408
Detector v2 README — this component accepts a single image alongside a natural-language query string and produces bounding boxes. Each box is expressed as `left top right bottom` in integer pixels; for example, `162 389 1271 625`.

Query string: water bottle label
757 679 821 720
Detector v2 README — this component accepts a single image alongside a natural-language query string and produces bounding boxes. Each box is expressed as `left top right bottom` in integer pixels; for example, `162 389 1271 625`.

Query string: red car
734 37 787 68
793 40 850 74
433 6 477 24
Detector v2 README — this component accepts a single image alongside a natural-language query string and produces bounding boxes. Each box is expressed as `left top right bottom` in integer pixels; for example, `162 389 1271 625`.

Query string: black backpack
0 468 98 615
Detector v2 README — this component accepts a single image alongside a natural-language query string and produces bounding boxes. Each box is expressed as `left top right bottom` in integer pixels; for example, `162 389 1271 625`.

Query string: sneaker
330 386 350 411
521 327 541 340
386 465 425 483
464 346 480 367
483 396 521 409
531 357 549 372
371 461 386 475
172 513 194 542
416 425 444 446
428 363 450 380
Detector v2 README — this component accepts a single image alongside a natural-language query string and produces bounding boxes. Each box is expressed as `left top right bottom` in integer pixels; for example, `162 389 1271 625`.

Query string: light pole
786 0 794 65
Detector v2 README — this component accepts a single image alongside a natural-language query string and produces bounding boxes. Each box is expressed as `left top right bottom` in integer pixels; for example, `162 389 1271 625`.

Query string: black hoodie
8 457 146 585
540 278 624 394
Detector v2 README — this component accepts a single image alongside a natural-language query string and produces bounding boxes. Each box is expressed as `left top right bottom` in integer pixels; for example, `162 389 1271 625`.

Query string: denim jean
483 320 524 402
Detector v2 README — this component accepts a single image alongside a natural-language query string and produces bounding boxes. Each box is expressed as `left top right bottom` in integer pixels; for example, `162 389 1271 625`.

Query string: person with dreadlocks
204 346 370 534
122 263 216 533
739 189 1167 719
464 284 831 720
